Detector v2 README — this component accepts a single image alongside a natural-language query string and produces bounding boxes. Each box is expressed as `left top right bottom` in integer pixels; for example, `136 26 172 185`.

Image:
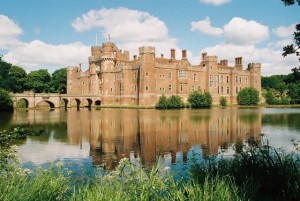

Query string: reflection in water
4 108 263 170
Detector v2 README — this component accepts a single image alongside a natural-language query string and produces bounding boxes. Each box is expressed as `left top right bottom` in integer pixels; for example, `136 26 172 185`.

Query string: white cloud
3 40 90 72
71 7 182 62
199 0 231 6
223 17 269 45
191 17 224 36
201 43 298 75
0 15 23 49
273 24 295 38
72 7 170 42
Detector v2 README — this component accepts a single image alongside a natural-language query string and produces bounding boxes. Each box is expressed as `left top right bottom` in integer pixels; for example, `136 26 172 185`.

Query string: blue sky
0 0 299 75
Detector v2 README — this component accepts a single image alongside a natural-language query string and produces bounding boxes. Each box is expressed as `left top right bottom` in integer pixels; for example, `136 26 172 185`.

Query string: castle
67 41 261 106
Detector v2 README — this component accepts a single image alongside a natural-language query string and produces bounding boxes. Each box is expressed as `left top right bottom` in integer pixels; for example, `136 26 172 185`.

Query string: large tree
27 69 51 93
6 66 28 93
50 68 67 94
281 0 300 69
0 57 12 91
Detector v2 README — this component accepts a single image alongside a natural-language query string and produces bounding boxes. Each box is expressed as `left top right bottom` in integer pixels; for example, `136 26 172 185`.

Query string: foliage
50 68 67 93
190 137 300 201
237 87 259 106
6 66 28 93
288 82 300 103
156 95 185 109
187 91 212 108
219 96 227 107
0 57 12 91
0 88 13 112
264 89 290 105
27 69 51 93
281 0 299 68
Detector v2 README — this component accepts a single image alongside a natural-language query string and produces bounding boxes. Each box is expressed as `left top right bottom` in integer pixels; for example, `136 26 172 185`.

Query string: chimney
235 57 242 66
202 52 207 61
182 50 187 60
161 54 164 58
171 48 175 59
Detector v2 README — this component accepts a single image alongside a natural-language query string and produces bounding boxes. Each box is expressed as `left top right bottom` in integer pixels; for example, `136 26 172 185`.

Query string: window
210 75 213 87
221 76 223 83
179 69 187 79
146 86 148 90
180 84 183 92
192 86 195 91
246 77 248 85
236 76 238 83
236 87 238 93
169 85 172 91
169 72 172 79
146 72 149 77
134 72 137 79
193 73 197 82
227 87 229 94
239 77 242 84
134 85 136 91
221 86 223 94
227 76 229 83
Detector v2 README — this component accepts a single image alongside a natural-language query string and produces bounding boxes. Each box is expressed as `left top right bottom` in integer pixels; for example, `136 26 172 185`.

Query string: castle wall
67 42 261 106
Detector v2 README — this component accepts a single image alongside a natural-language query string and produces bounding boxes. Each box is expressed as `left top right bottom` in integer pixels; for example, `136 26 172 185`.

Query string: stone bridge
13 93 102 109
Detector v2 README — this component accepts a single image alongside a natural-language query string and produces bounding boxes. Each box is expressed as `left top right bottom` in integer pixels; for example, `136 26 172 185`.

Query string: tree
187 91 212 108
0 88 13 112
27 69 51 93
220 96 227 107
0 57 12 91
237 87 259 106
6 66 28 93
51 68 67 93
155 94 185 109
281 0 300 68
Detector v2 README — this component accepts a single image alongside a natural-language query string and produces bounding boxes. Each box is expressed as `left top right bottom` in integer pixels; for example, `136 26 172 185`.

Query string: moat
1 107 300 170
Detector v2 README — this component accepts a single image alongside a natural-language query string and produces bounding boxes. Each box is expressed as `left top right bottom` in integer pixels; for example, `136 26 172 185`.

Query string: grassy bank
0 128 299 201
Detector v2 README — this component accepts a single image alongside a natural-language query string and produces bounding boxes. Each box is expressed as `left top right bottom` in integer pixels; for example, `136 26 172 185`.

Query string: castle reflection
66 108 261 170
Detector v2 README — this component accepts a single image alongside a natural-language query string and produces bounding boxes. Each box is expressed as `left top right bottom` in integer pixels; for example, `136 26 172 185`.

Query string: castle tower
248 63 262 93
67 67 79 94
138 46 156 106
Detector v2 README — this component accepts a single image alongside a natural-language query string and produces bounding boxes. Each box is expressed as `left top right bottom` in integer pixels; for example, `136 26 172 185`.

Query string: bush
187 91 212 108
219 96 227 107
237 87 259 106
155 95 185 109
264 90 291 105
0 88 13 112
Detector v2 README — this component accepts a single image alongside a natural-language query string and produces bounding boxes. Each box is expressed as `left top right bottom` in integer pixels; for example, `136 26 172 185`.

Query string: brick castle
67 41 261 106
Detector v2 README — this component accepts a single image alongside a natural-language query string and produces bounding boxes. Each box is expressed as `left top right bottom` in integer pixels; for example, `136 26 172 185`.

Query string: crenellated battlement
139 46 155 55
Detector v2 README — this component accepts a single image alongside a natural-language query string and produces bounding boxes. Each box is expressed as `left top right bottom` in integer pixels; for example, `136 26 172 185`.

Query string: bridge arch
75 98 81 110
36 100 55 110
61 98 69 110
95 100 101 107
83 98 93 109
16 98 29 109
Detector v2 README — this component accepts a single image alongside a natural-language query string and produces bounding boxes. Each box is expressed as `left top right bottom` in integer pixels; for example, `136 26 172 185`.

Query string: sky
0 0 299 76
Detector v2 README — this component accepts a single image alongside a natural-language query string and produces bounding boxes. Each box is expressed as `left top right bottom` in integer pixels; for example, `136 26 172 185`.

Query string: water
0 107 300 171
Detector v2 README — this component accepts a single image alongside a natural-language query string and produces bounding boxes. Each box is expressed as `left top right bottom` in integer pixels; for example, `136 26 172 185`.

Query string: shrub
155 95 185 109
219 96 227 107
264 90 291 105
0 88 13 112
187 91 212 108
237 87 259 106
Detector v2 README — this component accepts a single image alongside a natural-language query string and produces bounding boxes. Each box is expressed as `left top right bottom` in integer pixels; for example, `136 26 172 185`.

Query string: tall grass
190 136 300 201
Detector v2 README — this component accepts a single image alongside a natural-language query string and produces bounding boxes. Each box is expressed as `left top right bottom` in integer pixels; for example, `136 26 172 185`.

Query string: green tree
187 91 212 108
27 69 51 93
167 95 185 108
288 82 300 103
6 66 28 93
51 68 67 93
237 87 259 106
281 0 299 68
220 96 227 107
156 95 168 109
0 57 12 91
0 88 14 112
